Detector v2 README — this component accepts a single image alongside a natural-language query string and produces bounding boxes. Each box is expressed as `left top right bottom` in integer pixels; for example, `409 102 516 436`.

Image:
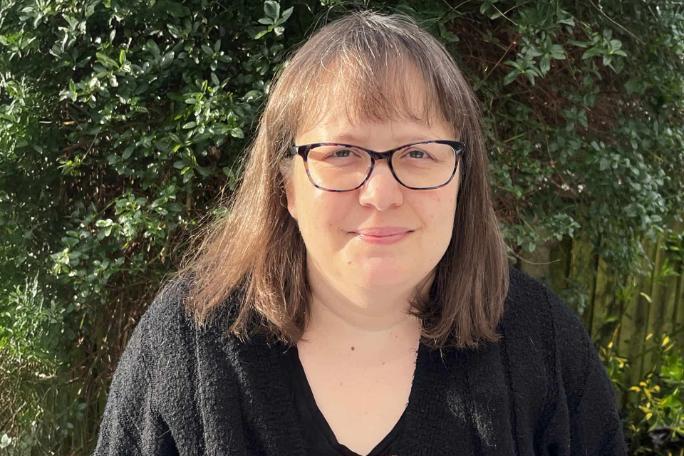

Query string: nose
357 159 404 211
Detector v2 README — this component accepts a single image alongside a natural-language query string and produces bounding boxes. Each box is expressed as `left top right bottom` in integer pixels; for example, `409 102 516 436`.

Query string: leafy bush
1 0 306 452
1 0 682 453
602 334 684 455
0 275 83 454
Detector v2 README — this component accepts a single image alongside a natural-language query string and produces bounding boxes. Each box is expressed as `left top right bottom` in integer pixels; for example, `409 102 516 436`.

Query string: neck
299 261 430 359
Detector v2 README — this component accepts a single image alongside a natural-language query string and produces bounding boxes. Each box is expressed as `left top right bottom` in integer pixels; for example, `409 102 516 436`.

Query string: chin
353 263 419 290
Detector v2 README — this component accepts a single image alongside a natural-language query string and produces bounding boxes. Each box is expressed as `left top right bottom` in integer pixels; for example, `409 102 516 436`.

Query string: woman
94 10 627 456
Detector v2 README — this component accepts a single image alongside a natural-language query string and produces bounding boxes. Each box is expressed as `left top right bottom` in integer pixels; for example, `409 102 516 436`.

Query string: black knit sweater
94 267 627 455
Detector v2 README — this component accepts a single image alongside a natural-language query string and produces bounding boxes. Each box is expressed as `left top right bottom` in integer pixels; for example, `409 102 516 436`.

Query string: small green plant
601 332 684 455
0 274 73 454
626 335 684 455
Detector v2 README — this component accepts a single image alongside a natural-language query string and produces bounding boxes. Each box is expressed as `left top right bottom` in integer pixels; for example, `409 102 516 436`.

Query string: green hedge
1 0 682 453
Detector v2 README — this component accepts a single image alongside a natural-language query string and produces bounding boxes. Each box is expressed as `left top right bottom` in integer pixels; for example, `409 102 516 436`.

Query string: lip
354 227 413 236
351 227 413 245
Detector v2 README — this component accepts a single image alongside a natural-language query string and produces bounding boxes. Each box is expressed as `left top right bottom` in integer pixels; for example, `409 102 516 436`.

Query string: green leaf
600 157 610 171
503 70 518 86
158 0 191 17
95 219 113 228
550 44 566 60
160 51 175 68
254 28 269 39
96 52 118 69
196 165 211 177
539 56 550 74
201 44 214 56
625 78 645 95
567 39 589 48
281 6 293 23
264 1 279 21
558 16 575 27
68 79 77 99
578 111 588 129
1 434 12 449
243 89 262 101
145 40 161 59
527 47 542 58
582 47 603 60
609 39 623 50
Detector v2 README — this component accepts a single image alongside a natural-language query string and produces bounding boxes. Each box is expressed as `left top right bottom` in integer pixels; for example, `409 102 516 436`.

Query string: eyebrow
330 133 436 144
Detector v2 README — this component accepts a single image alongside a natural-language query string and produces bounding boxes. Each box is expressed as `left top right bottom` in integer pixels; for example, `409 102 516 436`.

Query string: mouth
353 227 414 236
349 227 414 244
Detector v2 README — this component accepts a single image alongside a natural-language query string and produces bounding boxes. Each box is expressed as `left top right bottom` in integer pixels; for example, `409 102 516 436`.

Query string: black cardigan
94 267 627 455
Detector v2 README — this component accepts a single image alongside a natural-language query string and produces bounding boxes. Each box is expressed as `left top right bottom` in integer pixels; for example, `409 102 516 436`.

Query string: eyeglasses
288 140 465 192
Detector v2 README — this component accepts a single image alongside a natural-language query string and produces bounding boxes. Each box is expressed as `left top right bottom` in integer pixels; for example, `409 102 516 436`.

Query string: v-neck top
285 345 405 456
94 267 629 456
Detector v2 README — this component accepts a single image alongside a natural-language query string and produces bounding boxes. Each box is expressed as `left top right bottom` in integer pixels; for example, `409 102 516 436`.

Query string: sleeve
542 286 628 456
93 289 179 456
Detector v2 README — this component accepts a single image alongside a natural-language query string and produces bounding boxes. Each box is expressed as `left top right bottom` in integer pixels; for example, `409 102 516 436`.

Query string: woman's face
285 87 460 299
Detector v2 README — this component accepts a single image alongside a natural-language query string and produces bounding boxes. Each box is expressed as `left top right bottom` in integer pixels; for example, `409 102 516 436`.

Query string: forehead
297 112 454 146
295 58 450 139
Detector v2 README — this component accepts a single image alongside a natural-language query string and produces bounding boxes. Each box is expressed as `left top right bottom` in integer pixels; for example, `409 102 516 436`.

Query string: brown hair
172 10 510 349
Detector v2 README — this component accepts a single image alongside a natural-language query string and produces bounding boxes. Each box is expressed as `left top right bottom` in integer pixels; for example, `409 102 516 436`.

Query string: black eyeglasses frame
287 139 465 192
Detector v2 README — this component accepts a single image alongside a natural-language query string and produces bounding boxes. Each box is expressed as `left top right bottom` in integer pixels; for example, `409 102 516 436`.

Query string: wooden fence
517 223 684 404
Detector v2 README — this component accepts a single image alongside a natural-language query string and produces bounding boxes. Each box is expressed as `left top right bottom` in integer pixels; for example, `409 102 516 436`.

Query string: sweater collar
223 332 515 455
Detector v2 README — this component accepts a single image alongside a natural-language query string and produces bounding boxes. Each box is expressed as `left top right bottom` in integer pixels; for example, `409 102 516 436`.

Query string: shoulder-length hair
172 10 510 350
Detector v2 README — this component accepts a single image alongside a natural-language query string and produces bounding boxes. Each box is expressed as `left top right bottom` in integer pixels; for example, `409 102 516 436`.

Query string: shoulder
98 275 199 434
135 274 249 372
141 275 196 330
131 275 198 353
504 267 595 405
504 266 588 345
504 266 591 352
501 266 556 340
117 274 203 388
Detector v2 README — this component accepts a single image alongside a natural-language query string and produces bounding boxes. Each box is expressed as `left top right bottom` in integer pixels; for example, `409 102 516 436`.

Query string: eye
323 147 361 160
402 148 433 160
331 149 352 158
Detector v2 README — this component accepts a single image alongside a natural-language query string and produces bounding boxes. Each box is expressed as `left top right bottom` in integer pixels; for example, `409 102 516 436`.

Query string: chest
296 344 417 455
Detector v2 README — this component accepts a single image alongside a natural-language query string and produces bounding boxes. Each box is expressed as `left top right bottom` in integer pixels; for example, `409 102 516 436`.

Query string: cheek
419 189 457 223
289 159 354 228
293 186 356 248
414 188 458 244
